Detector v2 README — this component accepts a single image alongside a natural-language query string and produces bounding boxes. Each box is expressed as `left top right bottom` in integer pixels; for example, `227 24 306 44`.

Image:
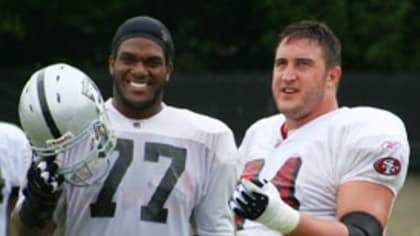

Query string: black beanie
111 16 174 64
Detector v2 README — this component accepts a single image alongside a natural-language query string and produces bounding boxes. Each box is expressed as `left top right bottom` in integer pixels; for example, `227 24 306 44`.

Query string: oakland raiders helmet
18 63 116 186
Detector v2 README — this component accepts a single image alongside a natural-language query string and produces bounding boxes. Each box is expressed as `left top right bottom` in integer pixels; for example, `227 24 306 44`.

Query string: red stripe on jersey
281 122 288 139
271 157 302 209
242 159 265 179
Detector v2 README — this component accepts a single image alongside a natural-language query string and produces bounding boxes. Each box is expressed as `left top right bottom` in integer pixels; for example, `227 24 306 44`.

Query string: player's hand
19 156 64 227
25 157 64 200
229 178 300 234
229 178 269 220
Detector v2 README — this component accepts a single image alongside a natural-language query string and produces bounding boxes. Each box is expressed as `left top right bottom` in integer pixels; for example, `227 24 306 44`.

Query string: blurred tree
0 0 419 72
343 0 417 71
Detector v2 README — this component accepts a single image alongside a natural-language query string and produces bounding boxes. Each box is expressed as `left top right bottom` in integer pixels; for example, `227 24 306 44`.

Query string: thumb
241 178 267 194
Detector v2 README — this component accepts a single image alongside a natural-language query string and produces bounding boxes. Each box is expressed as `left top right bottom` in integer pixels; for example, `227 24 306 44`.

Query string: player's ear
165 63 173 82
327 65 341 87
108 55 115 76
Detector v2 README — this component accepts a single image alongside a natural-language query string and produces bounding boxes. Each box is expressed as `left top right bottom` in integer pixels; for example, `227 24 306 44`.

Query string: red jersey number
243 157 302 209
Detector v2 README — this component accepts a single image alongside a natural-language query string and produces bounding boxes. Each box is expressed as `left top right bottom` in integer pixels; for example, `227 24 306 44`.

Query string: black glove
19 156 64 227
229 178 300 234
229 178 268 220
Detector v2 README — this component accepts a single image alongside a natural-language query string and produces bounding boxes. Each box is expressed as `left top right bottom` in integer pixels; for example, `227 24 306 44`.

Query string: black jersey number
90 138 187 224
0 168 4 203
90 138 134 217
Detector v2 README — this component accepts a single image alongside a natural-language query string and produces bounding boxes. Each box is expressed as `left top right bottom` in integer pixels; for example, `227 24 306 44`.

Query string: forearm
7 187 19 236
10 159 63 235
10 160 62 236
287 213 348 236
230 179 387 236
11 204 56 236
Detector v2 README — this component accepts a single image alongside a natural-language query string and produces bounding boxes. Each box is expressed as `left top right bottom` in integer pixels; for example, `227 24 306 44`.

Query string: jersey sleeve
194 128 241 236
1 124 32 187
3 124 32 218
339 110 410 195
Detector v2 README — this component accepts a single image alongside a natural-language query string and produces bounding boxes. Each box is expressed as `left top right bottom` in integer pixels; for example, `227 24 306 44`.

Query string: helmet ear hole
18 62 116 187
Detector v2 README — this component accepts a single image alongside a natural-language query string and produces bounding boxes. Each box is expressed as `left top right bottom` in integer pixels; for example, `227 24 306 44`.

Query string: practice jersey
0 122 31 236
54 99 240 236
237 107 410 236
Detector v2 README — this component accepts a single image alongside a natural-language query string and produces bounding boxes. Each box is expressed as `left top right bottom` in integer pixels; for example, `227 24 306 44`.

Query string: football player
13 16 240 236
0 122 31 236
229 20 409 236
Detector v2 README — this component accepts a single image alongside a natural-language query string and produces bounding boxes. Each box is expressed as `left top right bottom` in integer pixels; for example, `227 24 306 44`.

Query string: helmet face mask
34 119 115 187
19 63 116 187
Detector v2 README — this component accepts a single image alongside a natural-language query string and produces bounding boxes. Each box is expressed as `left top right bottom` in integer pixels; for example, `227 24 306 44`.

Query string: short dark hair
278 20 341 68
111 16 175 64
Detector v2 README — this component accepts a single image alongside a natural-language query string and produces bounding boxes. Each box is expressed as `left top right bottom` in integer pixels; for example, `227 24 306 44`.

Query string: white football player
13 16 240 236
229 20 409 236
0 122 31 236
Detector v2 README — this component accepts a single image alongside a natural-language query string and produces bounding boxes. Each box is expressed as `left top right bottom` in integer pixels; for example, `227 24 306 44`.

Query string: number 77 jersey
237 107 409 236
54 100 240 236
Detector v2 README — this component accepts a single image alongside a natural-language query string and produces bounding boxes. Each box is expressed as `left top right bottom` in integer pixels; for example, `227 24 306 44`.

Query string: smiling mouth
129 81 148 88
282 88 298 94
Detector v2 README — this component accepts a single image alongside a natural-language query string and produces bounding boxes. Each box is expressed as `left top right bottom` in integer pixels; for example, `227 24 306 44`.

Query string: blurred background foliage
1 0 419 72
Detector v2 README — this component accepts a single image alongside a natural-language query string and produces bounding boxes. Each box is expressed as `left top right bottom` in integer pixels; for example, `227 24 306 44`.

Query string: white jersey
54 99 240 236
237 107 410 236
0 122 31 236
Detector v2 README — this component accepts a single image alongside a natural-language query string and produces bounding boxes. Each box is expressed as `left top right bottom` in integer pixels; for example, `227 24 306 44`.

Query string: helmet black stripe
36 70 62 138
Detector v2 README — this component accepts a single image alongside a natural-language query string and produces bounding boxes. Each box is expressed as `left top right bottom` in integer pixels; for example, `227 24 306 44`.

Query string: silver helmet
18 63 116 186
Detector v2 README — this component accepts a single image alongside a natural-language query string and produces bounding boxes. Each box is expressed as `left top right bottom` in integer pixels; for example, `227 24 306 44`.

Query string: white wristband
257 197 300 233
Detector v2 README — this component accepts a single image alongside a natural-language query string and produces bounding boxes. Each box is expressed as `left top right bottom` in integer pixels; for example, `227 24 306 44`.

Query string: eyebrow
274 57 314 64
296 58 314 65
118 51 163 60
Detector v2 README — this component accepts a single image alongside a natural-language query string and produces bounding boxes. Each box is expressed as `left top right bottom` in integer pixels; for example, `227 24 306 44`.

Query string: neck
285 100 338 130
112 98 163 119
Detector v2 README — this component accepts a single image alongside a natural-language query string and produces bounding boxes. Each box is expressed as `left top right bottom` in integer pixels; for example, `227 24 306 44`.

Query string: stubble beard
279 85 326 121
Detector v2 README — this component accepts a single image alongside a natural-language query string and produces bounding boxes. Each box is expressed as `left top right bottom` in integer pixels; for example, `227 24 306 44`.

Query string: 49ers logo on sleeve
374 157 401 176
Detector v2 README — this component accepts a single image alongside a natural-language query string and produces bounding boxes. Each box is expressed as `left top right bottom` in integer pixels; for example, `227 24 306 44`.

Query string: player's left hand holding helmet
229 178 300 234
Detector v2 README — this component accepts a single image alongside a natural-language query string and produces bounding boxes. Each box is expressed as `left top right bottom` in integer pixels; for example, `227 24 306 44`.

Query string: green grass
386 172 420 236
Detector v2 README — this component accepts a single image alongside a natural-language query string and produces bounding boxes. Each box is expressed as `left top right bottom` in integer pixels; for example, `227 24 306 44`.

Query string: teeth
130 81 147 88
283 88 296 93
